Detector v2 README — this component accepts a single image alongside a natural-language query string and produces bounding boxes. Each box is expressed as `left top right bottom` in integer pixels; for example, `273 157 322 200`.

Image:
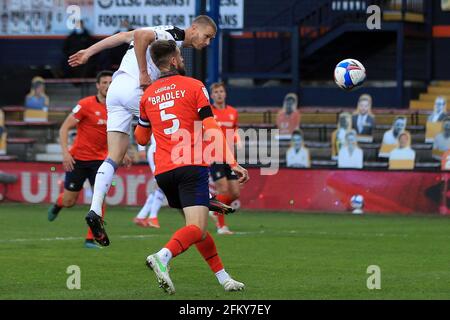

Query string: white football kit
106 25 185 134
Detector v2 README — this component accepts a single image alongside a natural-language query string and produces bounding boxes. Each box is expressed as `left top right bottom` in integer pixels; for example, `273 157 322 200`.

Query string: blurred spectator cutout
352 94 375 142
379 116 407 158
389 132 415 170
286 129 310 168
426 96 447 143
24 76 49 122
331 112 352 160
276 93 300 140
432 117 450 160
338 130 363 169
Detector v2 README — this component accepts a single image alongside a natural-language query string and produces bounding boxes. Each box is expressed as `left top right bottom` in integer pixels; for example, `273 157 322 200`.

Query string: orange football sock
216 213 226 228
195 232 224 273
56 193 64 207
165 225 203 257
86 228 94 240
216 194 232 205
215 194 232 228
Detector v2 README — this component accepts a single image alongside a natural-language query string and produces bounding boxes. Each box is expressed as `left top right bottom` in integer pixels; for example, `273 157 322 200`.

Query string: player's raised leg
85 72 138 246
85 133 128 246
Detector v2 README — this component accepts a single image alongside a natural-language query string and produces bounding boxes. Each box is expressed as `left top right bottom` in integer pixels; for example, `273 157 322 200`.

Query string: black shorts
155 165 210 209
210 163 238 182
64 159 103 192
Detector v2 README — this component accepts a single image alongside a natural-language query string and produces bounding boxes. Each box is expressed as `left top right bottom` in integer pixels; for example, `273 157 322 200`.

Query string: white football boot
223 278 245 292
217 225 234 235
146 254 175 295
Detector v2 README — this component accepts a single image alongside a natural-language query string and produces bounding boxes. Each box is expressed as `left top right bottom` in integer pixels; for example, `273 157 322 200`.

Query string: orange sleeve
203 117 237 168
72 101 85 121
134 125 152 146
138 92 150 128
234 109 241 145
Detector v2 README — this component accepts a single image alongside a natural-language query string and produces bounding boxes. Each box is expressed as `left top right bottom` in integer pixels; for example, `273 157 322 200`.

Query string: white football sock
215 269 231 285
156 248 172 266
137 193 154 219
150 188 165 219
90 158 117 217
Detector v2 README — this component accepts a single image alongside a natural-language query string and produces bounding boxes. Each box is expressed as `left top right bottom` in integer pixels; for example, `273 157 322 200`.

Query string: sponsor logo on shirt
72 105 81 114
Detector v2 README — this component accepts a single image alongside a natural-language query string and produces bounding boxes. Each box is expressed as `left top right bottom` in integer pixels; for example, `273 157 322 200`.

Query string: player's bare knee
63 198 76 207
216 184 229 195
230 189 240 201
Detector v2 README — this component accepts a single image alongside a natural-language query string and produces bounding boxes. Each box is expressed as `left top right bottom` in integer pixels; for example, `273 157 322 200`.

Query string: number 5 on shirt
159 100 180 135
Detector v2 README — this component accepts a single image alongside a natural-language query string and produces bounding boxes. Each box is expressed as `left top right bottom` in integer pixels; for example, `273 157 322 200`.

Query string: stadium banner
93 0 197 35
0 0 95 36
213 0 244 29
0 162 446 214
241 168 444 214
0 0 244 36
94 0 244 34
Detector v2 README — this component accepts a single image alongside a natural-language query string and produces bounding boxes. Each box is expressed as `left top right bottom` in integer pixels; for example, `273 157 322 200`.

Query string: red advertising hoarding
0 162 446 214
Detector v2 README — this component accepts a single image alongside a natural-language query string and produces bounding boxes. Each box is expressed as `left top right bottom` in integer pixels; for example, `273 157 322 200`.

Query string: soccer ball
350 194 364 214
334 59 366 91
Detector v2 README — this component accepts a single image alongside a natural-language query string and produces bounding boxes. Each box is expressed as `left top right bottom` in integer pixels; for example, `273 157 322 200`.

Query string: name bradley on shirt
150 90 186 105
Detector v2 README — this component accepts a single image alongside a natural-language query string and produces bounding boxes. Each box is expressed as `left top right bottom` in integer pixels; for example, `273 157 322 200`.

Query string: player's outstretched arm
133 29 156 89
68 30 135 67
59 113 78 172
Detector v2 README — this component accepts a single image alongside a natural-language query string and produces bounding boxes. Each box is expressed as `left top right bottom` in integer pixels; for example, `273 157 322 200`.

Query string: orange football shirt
211 104 238 146
139 75 212 175
70 96 108 161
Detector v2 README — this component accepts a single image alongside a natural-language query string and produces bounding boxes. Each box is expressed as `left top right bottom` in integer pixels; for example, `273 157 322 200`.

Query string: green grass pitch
1 203 450 299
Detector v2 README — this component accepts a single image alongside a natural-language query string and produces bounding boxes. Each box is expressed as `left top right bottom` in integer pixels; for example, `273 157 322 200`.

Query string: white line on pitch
0 234 159 243
0 230 417 244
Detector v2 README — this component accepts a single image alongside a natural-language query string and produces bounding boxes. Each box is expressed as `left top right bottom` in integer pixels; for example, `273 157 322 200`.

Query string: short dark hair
150 40 178 69
292 129 303 137
96 70 113 83
192 15 217 32
210 82 226 92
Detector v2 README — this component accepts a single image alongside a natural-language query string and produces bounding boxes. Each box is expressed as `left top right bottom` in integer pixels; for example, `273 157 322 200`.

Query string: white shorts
106 71 143 134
